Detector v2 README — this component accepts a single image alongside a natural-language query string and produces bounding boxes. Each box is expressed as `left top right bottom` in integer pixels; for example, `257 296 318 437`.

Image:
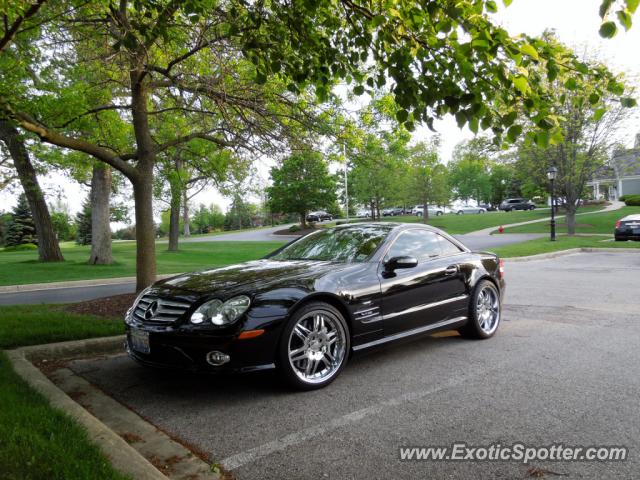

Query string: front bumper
124 316 286 373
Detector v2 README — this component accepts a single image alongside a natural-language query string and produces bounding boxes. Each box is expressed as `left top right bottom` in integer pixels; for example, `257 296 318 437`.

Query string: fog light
206 351 230 366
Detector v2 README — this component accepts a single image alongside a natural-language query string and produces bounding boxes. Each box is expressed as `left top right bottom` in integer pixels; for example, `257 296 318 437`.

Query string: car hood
155 259 351 297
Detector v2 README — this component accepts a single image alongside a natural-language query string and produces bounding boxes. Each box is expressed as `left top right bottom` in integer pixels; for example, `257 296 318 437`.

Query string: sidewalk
464 201 625 237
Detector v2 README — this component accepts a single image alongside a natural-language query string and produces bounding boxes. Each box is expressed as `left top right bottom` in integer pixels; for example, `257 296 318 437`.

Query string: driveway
178 224 298 243
69 252 640 479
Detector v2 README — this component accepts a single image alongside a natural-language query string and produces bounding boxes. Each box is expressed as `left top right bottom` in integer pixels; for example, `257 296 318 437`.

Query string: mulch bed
62 293 137 319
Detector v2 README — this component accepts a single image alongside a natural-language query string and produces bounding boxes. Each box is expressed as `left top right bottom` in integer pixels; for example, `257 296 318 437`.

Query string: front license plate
129 328 150 354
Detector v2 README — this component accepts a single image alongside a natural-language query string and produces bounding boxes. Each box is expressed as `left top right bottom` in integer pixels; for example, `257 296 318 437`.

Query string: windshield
271 225 391 263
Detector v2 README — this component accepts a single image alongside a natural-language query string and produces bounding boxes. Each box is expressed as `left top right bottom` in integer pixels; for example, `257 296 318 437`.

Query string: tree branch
12 111 138 180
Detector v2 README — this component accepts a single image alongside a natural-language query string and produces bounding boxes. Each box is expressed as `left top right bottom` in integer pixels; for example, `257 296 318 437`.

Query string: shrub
619 195 628 202
288 224 301 233
624 195 640 206
3 243 38 252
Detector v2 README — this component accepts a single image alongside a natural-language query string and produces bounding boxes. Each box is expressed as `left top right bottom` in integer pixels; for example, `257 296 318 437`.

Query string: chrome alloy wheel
477 285 500 335
287 311 347 385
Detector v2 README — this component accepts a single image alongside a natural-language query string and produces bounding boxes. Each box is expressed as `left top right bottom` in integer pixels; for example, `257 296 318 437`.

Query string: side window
385 230 441 262
437 235 463 256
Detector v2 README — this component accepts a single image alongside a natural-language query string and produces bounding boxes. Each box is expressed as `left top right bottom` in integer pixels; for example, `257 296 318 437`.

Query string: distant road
0 232 541 305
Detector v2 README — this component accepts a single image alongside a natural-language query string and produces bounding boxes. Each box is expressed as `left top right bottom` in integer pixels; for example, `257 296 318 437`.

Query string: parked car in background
382 207 404 216
355 208 371 218
499 198 536 211
306 211 333 222
478 204 497 212
454 205 487 215
615 214 640 241
413 205 445 216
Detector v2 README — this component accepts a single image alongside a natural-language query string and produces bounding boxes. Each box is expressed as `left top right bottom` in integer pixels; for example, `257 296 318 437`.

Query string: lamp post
547 166 558 242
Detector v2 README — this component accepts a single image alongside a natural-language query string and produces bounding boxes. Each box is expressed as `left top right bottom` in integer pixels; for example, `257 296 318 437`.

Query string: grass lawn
356 206 602 235
502 206 640 235
0 306 127 480
0 240 285 286
491 235 640 258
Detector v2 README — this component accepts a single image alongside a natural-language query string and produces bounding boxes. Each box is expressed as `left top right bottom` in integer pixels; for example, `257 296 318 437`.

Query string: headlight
190 295 251 326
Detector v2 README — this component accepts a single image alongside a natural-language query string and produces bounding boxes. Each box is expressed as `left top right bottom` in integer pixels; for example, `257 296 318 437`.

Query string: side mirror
384 256 418 274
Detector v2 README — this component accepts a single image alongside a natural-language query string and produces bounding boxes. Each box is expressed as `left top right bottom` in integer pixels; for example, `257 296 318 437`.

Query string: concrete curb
505 247 640 262
0 273 179 294
5 336 167 480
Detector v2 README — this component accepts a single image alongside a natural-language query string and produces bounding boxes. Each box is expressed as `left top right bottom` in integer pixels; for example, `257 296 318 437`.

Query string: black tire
457 210 464 215
458 280 501 339
277 301 350 390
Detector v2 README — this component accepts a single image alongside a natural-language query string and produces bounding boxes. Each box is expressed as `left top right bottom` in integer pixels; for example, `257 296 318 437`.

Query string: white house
588 133 640 200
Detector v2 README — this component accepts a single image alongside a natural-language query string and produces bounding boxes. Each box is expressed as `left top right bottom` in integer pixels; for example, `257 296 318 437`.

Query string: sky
2 0 640 221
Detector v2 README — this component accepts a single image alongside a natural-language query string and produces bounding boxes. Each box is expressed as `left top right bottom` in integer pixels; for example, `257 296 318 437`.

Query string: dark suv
499 198 536 211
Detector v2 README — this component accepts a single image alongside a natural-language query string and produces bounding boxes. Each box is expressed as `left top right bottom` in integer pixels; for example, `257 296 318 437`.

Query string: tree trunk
132 173 157 290
130 70 157 291
422 197 430 222
0 119 64 262
182 189 190 236
300 212 307 229
168 180 181 252
89 164 113 264
565 207 577 236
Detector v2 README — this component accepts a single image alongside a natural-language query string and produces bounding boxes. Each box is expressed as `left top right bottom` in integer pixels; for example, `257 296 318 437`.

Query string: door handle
444 265 458 275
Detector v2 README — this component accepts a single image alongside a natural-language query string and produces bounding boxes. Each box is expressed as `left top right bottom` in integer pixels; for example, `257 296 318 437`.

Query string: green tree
409 140 449 221
267 150 337 228
224 195 257 231
75 197 92 246
5 193 37 247
449 140 492 204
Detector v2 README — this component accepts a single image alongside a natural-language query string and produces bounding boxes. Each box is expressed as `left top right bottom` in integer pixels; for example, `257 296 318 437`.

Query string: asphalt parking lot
71 252 640 479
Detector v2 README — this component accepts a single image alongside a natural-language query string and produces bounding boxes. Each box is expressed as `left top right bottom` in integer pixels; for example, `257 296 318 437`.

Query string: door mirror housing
384 256 418 274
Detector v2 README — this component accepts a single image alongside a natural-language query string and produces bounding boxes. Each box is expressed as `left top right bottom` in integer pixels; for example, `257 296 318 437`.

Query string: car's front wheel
459 280 501 339
457 210 464 215
277 302 350 390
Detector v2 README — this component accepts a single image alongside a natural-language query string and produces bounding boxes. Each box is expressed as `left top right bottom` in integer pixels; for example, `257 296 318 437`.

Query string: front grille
133 294 192 323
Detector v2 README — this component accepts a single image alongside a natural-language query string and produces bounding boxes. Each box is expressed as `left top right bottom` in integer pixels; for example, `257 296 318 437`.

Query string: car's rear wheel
436 211 443 216
277 302 349 390
459 280 501 339
457 210 464 215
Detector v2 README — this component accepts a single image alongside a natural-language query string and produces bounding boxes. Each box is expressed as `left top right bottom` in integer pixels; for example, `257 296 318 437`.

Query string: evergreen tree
5 194 37 247
75 197 92 246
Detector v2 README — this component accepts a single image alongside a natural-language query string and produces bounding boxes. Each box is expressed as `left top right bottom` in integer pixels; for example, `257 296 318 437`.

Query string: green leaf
512 75 528 94
599 21 617 38
593 108 607 121
455 111 466 128
471 38 490 49
519 43 539 60
486 1 498 13
616 9 632 30
503 0 513 6
506 124 522 142
535 131 550 148
589 93 600 105
621 97 638 107
396 109 409 122
502 111 517 127
607 81 625 95
564 78 578 90
627 0 640 14
600 0 614 17
353 85 365 95
469 117 479 134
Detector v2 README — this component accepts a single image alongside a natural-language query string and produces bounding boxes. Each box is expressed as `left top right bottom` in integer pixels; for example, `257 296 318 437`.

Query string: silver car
454 205 487 215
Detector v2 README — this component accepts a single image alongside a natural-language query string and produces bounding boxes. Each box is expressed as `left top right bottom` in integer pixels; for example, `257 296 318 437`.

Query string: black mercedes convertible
125 223 505 390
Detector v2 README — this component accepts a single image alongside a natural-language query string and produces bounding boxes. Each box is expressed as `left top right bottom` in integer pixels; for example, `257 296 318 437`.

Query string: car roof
621 214 640 221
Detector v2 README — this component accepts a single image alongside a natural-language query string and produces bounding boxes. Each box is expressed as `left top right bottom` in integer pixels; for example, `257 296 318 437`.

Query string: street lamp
547 166 558 242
